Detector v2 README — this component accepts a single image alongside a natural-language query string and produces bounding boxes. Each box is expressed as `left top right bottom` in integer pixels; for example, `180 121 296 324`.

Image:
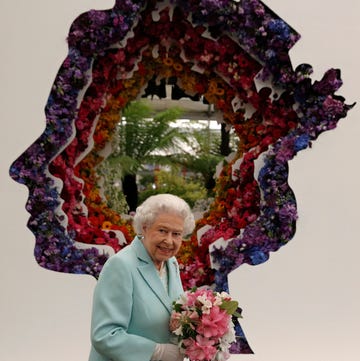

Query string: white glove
151 343 184 361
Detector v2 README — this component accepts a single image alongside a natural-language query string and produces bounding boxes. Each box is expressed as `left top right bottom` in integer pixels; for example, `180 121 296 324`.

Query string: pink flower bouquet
170 288 241 361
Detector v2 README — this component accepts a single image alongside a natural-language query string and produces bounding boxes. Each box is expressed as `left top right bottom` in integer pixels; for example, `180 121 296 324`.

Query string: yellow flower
102 221 113 230
123 79 136 88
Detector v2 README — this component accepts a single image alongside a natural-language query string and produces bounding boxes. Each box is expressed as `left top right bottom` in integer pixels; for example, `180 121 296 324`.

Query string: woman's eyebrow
157 224 183 232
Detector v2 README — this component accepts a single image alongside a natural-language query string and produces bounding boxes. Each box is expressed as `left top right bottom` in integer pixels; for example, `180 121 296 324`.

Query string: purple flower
322 96 346 117
313 68 343 95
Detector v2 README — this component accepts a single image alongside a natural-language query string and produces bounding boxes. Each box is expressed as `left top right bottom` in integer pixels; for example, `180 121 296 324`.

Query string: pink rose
183 335 217 361
169 312 182 332
196 306 230 338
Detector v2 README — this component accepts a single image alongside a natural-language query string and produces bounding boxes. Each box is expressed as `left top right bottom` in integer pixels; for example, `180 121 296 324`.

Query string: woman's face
142 212 184 270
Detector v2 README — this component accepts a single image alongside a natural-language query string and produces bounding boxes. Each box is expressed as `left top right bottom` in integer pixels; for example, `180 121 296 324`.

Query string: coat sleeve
90 254 156 361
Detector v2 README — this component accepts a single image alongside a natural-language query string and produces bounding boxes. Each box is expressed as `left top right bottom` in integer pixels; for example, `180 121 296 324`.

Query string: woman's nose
162 231 175 244
165 232 173 242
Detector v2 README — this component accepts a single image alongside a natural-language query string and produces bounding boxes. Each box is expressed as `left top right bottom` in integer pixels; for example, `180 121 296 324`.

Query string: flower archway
9 0 353 354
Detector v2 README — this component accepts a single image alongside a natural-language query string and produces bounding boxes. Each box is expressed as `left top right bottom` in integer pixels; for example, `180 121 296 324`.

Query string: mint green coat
88 236 184 361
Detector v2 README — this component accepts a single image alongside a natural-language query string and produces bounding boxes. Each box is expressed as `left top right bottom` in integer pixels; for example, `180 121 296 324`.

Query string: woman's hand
151 343 184 361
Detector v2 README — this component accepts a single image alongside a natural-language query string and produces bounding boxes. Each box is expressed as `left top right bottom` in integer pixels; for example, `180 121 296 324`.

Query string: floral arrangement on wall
9 0 353 353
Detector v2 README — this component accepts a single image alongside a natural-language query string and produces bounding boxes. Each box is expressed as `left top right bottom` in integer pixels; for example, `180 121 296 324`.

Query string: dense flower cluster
170 288 242 360
9 0 353 353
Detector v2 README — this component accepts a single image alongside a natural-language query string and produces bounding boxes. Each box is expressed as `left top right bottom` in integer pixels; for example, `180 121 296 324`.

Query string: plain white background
0 1 359 360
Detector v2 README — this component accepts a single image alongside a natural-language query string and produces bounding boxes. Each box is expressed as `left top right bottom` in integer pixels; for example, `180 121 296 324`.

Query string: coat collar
131 236 181 314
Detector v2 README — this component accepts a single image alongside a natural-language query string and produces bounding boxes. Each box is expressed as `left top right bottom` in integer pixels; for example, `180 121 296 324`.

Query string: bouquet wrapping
170 288 241 361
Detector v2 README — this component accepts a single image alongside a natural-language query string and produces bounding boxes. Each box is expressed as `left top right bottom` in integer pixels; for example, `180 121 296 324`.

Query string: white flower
173 325 183 336
197 294 213 314
215 348 231 361
213 295 223 306
219 291 231 299
213 291 231 306
177 293 189 305
220 324 236 345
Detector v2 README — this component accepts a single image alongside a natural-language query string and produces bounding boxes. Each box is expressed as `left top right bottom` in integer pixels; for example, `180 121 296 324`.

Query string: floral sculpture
9 0 353 354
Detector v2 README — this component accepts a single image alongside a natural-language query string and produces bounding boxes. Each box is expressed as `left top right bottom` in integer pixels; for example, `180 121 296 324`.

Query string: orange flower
215 87 225 96
173 62 183 72
207 82 217 95
163 57 174 66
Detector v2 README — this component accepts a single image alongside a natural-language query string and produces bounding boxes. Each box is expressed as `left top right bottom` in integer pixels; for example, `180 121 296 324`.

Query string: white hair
133 193 195 236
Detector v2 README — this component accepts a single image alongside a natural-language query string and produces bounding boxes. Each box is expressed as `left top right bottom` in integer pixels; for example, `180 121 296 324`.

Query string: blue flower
267 19 291 41
294 134 310 152
247 247 269 265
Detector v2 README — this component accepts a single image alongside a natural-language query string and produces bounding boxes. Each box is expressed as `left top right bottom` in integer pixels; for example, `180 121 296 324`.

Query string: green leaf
220 300 240 316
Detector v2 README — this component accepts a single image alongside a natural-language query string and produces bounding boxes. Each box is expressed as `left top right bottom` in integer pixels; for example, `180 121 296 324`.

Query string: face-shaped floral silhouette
9 0 352 354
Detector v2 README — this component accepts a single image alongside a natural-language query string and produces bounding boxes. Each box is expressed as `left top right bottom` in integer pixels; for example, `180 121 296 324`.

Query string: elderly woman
89 194 195 361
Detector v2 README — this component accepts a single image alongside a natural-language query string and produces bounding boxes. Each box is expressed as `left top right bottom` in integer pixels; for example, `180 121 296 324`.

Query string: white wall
1 1 359 360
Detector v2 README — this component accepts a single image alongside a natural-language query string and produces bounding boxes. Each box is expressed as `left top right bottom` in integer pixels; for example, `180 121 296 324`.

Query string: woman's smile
157 244 174 254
